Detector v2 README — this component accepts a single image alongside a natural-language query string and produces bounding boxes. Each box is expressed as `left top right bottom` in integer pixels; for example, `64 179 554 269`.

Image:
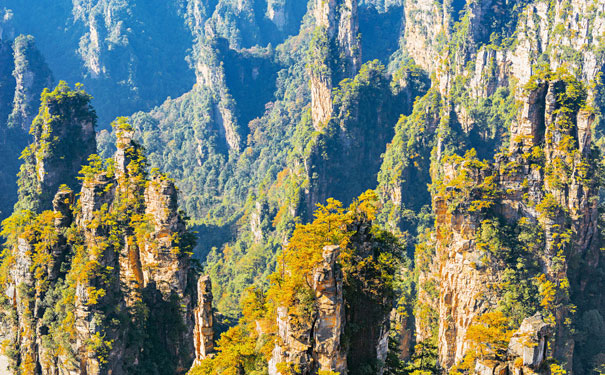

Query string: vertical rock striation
0 112 199 374
194 276 214 365
269 245 346 375
15 81 96 213
310 0 361 130
421 75 603 373
8 35 53 132
0 34 53 219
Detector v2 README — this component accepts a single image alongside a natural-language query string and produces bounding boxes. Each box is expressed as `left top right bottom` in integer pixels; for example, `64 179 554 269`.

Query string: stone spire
194 275 214 364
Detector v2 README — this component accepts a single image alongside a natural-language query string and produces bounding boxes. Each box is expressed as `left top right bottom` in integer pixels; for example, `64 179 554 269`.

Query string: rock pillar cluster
421 77 602 373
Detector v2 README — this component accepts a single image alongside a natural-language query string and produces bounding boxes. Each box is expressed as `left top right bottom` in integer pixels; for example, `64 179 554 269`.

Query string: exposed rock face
423 77 602 372
267 0 288 32
196 39 242 151
269 245 346 375
310 71 334 131
508 314 550 369
2 187 75 374
433 193 498 367
403 0 504 73
471 314 550 375
305 60 401 219
193 35 282 153
310 0 361 130
0 117 198 374
143 175 190 297
16 82 96 213
505 0 605 85
448 0 605 112
8 35 53 132
311 245 347 372
402 0 447 72
250 201 268 244
0 34 53 219
190 0 306 49
194 276 214 364
468 47 511 100
268 220 396 375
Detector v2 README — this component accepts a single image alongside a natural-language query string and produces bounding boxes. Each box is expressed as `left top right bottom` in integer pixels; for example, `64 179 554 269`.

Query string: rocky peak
310 0 361 130
508 313 550 370
114 120 138 177
313 0 360 77
52 186 74 228
8 34 53 132
79 173 115 229
509 80 548 152
194 275 214 364
16 81 96 213
422 74 601 373
145 175 180 231
310 245 347 372
472 314 551 375
195 39 242 152
0 112 198 374
0 33 53 219
141 175 190 298
402 0 439 70
269 244 346 375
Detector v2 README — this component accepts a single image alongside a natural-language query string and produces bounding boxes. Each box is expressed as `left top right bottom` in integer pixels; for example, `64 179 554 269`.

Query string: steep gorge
0 1 605 374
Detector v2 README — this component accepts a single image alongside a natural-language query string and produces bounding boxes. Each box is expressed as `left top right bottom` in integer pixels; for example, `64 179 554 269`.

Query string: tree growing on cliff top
453 311 514 373
192 190 404 374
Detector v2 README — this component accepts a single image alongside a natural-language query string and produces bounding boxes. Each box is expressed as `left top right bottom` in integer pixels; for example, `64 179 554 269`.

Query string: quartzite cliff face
0 84 208 374
268 216 397 375
269 245 347 375
2 1 605 375
310 0 361 130
421 75 604 374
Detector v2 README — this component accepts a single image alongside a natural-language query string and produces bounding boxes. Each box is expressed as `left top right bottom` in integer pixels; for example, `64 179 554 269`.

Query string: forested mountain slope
0 0 603 374
0 22 54 219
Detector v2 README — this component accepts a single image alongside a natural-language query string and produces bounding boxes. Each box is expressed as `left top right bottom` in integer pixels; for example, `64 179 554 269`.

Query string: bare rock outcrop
422 77 602 373
194 276 214 364
508 314 550 369
0 118 197 374
269 245 346 375
8 35 54 132
310 0 361 130
16 81 96 213
195 40 242 151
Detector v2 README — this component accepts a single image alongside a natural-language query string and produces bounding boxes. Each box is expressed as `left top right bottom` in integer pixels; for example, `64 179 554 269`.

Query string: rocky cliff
3 2 604 375
258 199 399 375
0 89 201 374
193 276 214 365
8 35 53 132
0 34 53 219
268 244 347 375
14 81 96 213
310 0 361 130
419 73 604 374
194 37 280 152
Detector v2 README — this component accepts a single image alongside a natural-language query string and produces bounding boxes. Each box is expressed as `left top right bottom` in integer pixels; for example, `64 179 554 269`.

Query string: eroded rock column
194 276 214 364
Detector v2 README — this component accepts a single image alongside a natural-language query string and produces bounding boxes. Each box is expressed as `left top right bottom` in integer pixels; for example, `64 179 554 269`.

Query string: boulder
508 314 549 369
